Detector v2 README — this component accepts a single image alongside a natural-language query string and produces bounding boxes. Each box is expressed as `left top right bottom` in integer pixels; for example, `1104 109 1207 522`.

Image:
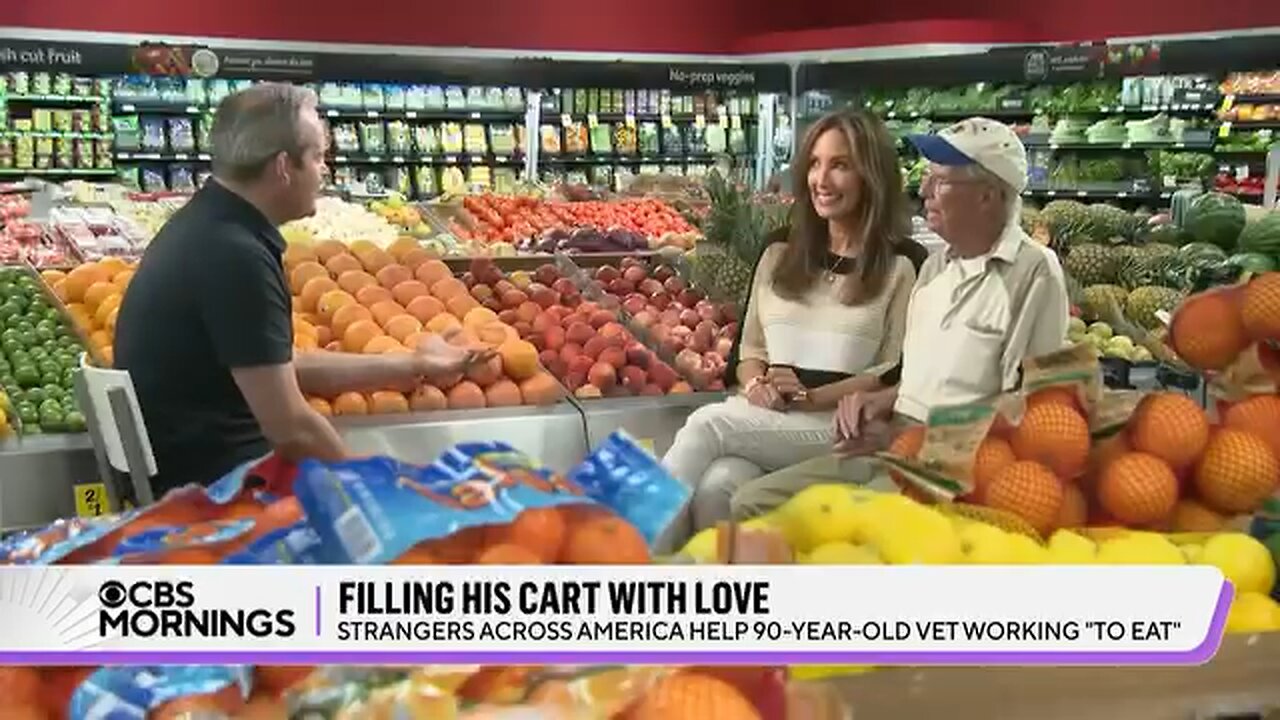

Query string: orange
324 252 362 277
316 289 357 323
1168 498 1227 532
348 240 378 257
392 544 444 565
314 240 349 263
342 319 384 353
466 356 503 387
403 331 432 351
1055 481 1087 529
112 268 135 289
447 381 487 409
295 334 320 351
488 507 567 562
40 269 67 285
375 263 413 290
90 329 112 349
463 306 499 331
288 261 328 295
1010 402 1090 480
1097 452 1179 526
363 336 404 354
330 304 373 339
51 278 70 302
355 284 394 307
358 248 394 274
409 384 448 411
1026 385 1082 415
430 277 468 301
519 372 563 406
282 244 317 267
63 264 100 302
983 461 1063 536
884 425 929 501
425 313 462 334
337 269 378 295
1170 288 1249 371
0 667 41 704
445 293 480 318
1241 272 1280 342
1194 428 1279 513
476 543 543 564
384 314 424 343
151 686 245 720
307 397 333 416
415 259 453 287
392 280 430 306
405 295 445 324
82 280 116 311
1222 394 1280 459
970 436 1016 501
332 392 369 416
370 300 408 327
477 321 517 346
560 514 650 564
1127 392 1210 470
255 665 314 694
299 276 339 312
401 248 434 271
499 339 540 380
631 672 761 720
387 236 421 261
94 294 122 328
369 390 410 414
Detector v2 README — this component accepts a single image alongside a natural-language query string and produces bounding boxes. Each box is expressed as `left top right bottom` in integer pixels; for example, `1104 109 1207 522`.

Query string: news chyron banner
0 565 1231 666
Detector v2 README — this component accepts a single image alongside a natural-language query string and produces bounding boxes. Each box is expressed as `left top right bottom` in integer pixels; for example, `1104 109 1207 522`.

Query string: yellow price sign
695 114 707 129
587 113 599 128
74 482 110 518
635 438 657 455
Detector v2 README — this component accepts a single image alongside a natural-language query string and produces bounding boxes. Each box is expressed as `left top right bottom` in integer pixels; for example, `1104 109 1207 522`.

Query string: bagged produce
70 665 252 720
295 431 688 564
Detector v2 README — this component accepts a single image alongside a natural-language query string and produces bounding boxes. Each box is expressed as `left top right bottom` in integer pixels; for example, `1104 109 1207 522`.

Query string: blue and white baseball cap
909 117 1028 193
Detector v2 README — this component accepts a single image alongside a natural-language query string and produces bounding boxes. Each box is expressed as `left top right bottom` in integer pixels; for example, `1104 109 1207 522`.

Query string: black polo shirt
114 180 293 494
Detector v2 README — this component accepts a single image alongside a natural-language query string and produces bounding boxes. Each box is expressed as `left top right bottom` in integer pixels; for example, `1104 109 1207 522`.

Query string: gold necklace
824 254 849 283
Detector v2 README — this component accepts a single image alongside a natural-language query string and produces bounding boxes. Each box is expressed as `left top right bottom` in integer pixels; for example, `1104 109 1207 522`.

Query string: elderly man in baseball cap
725 118 1072 520
837 117 1070 437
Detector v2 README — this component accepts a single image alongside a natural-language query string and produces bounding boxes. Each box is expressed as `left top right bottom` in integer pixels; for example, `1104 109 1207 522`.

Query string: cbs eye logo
96 579 296 639
97 579 196 609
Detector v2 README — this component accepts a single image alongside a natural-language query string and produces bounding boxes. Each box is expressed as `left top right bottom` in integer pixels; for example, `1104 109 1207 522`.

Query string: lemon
775 484 870 552
1046 530 1097 564
803 541 883 565
1006 534 1051 564
0 391 10 413
790 665 876 681
960 523 1018 564
1200 534 1275 595
1225 592 1280 634
1180 544 1204 563
875 509 963 564
1096 535 1184 565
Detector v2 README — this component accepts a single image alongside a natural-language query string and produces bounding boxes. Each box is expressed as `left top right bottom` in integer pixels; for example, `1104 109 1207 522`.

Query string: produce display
445 193 700 252
0 266 92 434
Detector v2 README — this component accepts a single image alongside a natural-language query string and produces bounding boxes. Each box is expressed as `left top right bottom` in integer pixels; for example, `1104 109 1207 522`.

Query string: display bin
0 433 97 532
334 402 589 471
574 391 726 458
815 632 1280 720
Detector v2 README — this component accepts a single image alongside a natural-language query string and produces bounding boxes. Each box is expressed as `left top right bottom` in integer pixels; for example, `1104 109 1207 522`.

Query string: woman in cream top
657 109 919 553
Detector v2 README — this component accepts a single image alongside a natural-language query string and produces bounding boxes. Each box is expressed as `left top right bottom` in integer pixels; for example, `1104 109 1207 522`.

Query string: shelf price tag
624 113 636 128
73 482 110 518
1220 94 1235 113
730 115 742 130
1218 121 1232 139
587 113 599 128
560 113 572 127
695 114 706 129
661 114 674 129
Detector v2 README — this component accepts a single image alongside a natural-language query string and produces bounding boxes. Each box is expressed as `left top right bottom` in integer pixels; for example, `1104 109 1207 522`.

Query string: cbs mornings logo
98 579 296 639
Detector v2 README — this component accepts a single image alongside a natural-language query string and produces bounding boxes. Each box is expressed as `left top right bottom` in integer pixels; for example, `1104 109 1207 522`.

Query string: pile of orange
394 504 652 566
1169 272 1280 378
43 258 136 368
283 238 563 416
886 381 1280 537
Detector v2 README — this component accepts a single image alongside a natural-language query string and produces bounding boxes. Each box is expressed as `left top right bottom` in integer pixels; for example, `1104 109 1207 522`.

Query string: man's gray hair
210 83 319 182
957 163 1021 221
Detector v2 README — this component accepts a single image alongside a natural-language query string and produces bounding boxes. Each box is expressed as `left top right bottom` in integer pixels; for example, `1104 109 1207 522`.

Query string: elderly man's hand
833 388 896 455
412 329 494 382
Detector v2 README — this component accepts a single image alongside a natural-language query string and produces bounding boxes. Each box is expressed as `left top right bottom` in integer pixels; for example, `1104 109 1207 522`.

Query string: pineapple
1126 286 1185 330
1062 243 1120 286
1036 200 1097 252
694 170 785 305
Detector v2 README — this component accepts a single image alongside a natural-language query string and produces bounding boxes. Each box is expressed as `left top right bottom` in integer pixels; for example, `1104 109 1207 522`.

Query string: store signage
0 39 132 73
216 50 316 80
1021 45 1107 82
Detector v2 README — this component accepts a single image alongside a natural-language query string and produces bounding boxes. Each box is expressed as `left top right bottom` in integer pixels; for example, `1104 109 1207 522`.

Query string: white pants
656 394 836 553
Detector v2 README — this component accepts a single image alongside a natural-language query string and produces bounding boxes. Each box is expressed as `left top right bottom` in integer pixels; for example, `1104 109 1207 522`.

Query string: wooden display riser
810 633 1280 720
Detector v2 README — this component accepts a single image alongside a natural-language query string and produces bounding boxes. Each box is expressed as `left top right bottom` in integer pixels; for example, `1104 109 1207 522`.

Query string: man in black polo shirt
115 84 484 494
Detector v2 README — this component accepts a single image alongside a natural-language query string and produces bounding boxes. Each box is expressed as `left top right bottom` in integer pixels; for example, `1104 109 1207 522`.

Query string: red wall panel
1 0 1278 54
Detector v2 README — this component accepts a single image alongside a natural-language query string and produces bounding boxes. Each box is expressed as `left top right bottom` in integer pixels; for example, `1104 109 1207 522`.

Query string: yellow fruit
789 665 876 681
1199 533 1276 595
1225 592 1280 634
1096 535 1184 565
1046 530 1097 564
774 484 867 553
1180 544 1204 563
1005 534 1050 564
959 523 1018 564
873 508 963 564
803 542 883 565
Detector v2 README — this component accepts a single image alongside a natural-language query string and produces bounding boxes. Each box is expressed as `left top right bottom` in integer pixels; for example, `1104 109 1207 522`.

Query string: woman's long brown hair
772 110 909 305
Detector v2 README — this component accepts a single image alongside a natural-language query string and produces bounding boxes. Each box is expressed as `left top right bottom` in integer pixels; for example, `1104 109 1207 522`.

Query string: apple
534 263 560 286
632 310 656 328
460 271 476 288
640 383 665 396
663 276 686 294
620 365 648 392
659 309 682 327
695 300 720 324
720 322 739 339
625 342 651 368
620 256 645 270
638 278 664 296
653 265 676 282
609 278 636 295
622 265 648 285
595 265 620 283
679 308 700 328
721 303 739 322
649 291 671 310
678 288 704 307
714 336 734 359
529 285 559 309
669 325 694 347
471 284 494 302
551 277 578 296
622 295 647 315
588 362 617 390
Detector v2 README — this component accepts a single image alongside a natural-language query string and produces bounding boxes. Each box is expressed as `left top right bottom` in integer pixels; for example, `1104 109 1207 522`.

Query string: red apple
620 365 648 392
609 278 635 295
622 295 647 315
679 308 700 328
595 265 620 283
620 256 646 270
622 265 648 285
653 265 676 282
663 276 686 294
551 277 577 295
721 303 739 322
632 310 656 328
695 300 720 324
588 362 617 390
638 278 664 296
677 288 704 307
649 291 671 310
714 336 734 359
659 309 682 327
535 263 560 286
